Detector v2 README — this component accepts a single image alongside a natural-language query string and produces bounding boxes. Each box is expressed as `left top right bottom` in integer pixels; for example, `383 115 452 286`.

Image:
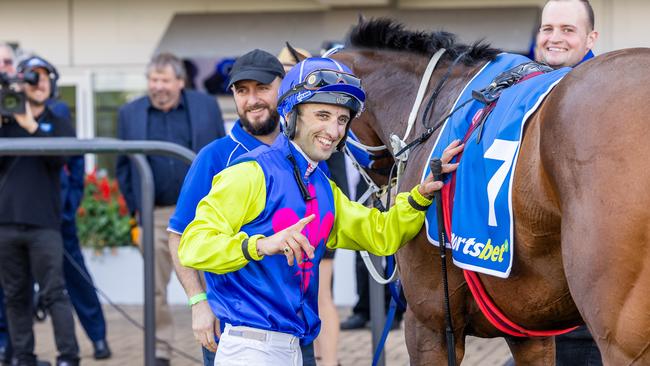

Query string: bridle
340 48 461 285
343 48 471 210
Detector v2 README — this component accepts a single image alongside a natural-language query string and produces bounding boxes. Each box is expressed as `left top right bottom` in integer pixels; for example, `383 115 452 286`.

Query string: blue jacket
61 156 85 223
116 89 225 214
46 100 85 223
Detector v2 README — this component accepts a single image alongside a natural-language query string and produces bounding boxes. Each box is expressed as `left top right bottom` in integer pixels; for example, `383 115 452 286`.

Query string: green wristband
188 292 207 306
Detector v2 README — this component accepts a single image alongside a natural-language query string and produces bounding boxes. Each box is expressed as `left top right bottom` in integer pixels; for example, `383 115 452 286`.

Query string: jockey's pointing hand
256 214 316 266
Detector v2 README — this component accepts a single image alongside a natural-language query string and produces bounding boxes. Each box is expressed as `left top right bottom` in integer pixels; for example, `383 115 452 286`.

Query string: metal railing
0 137 195 366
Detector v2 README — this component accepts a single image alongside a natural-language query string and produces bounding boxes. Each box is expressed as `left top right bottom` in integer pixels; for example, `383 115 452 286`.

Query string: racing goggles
301 69 361 90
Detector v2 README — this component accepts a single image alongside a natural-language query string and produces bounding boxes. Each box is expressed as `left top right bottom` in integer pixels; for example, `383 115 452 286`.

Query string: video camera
0 71 39 117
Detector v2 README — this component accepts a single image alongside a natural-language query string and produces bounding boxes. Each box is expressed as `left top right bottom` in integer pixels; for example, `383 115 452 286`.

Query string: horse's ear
286 42 308 63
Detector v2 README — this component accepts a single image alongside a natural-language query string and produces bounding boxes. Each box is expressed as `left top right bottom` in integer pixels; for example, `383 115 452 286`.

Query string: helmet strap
284 110 298 140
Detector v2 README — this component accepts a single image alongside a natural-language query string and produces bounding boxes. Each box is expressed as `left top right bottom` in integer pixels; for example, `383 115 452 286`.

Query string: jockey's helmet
277 57 365 150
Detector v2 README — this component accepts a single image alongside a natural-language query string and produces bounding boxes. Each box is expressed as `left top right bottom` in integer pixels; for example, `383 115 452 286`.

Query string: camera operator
0 56 79 366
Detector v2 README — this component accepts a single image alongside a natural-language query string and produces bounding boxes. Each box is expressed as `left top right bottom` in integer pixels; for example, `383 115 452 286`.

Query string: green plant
77 170 133 251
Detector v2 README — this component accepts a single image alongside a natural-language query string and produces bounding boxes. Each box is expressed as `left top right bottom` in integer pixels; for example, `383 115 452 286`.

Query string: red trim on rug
463 270 579 337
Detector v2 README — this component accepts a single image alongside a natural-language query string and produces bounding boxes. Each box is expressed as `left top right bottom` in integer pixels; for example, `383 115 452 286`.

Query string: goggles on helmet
301 69 361 90
279 69 363 103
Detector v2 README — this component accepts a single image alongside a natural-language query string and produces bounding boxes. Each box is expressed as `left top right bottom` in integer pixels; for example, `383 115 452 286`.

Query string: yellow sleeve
326 182 432 256
179 161 267 274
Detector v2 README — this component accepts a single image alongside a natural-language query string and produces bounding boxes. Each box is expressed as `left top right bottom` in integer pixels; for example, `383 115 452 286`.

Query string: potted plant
77 170 133 254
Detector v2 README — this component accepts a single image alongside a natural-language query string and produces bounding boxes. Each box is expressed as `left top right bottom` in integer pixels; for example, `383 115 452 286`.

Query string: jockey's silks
179 134 433 345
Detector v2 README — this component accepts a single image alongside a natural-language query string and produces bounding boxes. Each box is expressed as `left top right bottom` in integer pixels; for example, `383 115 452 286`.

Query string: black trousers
0 225 79 364
556 325 603 366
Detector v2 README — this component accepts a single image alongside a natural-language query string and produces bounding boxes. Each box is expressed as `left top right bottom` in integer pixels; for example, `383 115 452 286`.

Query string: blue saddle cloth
424 53 570 278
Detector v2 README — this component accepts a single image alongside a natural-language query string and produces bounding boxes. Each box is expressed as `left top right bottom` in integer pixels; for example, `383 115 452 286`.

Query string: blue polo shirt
168 120 265 234
579 50 594 65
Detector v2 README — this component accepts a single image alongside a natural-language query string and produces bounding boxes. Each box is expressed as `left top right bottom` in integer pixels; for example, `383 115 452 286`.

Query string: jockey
178 57 463 366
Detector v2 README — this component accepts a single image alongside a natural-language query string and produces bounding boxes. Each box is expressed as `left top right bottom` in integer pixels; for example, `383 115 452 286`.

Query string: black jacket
0 107 75 229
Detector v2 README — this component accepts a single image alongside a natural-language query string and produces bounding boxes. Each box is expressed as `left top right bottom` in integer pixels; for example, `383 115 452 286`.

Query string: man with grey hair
116 52 225 366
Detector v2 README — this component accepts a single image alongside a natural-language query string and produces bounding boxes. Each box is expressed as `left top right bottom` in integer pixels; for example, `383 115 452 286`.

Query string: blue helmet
277 57 365 150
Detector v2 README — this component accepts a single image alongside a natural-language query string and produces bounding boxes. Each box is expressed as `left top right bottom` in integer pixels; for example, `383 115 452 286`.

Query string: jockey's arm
326 139 463 255
325 182 431 256
178 161 266 274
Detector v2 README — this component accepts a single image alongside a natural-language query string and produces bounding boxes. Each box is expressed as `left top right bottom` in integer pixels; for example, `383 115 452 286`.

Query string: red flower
100 177 111 201
117 195 128 216
78 207 86 217
86 170 97 185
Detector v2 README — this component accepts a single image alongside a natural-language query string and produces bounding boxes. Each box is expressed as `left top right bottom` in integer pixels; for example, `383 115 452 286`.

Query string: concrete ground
33 305 512 365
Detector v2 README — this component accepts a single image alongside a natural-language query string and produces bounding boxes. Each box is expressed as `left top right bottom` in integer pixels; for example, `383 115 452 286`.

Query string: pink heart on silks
270 183 334 291
304 184 334 248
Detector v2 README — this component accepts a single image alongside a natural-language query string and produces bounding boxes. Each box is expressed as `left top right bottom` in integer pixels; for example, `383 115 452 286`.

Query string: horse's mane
346 18 500 65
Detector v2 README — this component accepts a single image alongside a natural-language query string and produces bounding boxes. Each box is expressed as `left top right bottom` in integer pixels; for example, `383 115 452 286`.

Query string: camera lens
2 94 19 109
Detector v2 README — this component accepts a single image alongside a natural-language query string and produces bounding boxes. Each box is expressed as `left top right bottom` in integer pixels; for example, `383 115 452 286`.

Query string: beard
239 105 280 136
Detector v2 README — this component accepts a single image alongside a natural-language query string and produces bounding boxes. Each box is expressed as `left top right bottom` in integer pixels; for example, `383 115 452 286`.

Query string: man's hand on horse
256 214 316 266
418 140 464 199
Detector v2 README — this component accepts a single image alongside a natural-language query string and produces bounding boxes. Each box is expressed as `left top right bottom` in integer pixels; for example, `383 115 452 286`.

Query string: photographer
0 56 79 366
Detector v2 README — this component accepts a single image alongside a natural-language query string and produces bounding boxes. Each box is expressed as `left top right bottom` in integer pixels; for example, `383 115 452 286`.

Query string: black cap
228 49 285 88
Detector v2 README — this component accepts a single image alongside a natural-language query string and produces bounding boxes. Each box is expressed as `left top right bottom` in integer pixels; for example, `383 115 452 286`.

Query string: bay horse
332 19 650 365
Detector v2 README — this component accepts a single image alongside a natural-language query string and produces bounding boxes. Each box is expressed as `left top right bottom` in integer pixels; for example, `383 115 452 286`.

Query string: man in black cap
168 49 318 366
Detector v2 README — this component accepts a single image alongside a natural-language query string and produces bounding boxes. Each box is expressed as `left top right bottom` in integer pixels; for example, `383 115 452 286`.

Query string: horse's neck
397 60 487 190
385 54 485 145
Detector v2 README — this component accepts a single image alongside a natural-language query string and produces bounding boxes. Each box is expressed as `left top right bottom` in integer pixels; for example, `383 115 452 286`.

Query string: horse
331 19 650 365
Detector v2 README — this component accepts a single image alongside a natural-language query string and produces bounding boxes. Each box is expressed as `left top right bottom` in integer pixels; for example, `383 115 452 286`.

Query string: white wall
158 6 541 60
